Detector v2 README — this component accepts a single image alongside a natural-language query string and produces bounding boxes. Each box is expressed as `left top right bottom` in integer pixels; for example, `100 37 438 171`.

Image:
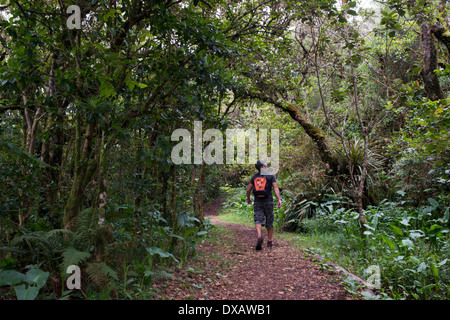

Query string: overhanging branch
240 90 343 174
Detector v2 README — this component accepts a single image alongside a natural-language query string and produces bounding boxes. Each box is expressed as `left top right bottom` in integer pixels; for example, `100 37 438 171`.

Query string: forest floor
153 197 356 300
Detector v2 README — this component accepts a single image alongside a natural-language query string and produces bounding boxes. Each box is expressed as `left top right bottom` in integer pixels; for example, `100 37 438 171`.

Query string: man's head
255 159 267 172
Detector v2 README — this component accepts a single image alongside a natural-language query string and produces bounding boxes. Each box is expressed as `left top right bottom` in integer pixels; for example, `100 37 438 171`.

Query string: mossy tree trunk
64 118 98 230
420 23 445 101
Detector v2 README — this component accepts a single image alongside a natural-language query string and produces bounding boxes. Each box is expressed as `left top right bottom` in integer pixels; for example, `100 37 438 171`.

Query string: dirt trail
153 198 354 300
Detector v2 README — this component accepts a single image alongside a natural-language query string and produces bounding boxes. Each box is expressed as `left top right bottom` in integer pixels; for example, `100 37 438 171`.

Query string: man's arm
246 183 253 205
272 182 282 208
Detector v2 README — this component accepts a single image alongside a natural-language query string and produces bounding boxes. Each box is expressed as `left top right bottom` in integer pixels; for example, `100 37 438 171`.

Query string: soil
152 197 355 300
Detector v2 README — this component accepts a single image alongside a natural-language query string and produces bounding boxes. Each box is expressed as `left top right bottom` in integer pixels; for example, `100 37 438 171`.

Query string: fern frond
10 232 56 250
75 208 97 232
46 229 74 239
62 247 91 273
86 262 118 289
72 207 101 250
45 229 74 248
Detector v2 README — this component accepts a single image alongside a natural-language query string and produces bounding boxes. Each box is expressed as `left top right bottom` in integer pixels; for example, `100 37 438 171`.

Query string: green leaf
438 258 448 267
146 247 179 263
183 227 196 239
177 211 200 228
431 263 439 279
401 239 414 248
400 218 410 226
428 224 447 237
427 198 439 208
412 67 422 75
390 223 404 237
371 214 379 230
0 270 26 286
14 284 40 300
136 82 148 88
396 190 406 197
0 139 54 169
440 208 449 224
417 262 427 273
381 234 396 249
125 77 135 91
25 269 49 289
99 81 116 98
103 8 118 21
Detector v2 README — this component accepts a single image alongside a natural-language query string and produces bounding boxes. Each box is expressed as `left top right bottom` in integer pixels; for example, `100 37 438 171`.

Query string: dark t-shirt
250 172 276 203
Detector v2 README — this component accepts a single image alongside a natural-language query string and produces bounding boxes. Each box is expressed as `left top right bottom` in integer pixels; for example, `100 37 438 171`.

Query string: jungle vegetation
0 0 448 300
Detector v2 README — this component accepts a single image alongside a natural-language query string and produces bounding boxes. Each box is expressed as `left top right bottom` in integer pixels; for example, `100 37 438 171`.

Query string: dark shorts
254 202 274 229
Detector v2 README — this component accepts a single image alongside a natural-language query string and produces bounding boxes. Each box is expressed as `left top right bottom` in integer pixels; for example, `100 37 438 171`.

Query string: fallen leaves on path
153 214 354 300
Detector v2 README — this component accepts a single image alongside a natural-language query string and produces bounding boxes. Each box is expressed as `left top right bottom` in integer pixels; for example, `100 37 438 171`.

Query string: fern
86 262 118 289
62 247 91 273
7 207 114 285
45 229 74 248
75 208 98 232
10 231 57 251
72 207 103 251
10 229 74 252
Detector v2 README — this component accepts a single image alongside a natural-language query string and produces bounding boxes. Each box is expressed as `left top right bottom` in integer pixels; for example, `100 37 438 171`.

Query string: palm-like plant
334 138 384 175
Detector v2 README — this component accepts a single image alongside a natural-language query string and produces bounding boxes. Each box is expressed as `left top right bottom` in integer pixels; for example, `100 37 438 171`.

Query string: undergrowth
222 187 450 300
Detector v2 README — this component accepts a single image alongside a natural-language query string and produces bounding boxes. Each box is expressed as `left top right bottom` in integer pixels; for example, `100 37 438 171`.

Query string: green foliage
62 248 91 274
296 196 450 299
0 268 49 300
0 0 449 301
85 262 119 290
334 138 384 174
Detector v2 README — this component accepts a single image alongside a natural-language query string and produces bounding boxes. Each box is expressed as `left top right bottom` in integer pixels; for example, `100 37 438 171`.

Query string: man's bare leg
255 224 263 250
255 223 263 239
267 227 273 242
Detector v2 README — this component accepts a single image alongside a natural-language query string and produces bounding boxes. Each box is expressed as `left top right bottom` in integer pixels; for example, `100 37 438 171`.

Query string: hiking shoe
256 237 263 250
267 240 274 248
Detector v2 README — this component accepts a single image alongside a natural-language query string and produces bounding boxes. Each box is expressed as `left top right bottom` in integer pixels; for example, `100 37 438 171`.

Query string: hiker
246 160 282 250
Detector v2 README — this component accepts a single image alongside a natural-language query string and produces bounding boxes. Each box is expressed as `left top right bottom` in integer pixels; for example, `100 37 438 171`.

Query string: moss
431 25 450 54
286 104 300 117
297 119 325 140
286 104 325 140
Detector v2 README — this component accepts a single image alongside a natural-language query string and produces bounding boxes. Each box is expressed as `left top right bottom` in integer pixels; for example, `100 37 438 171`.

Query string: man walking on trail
246 160 282 250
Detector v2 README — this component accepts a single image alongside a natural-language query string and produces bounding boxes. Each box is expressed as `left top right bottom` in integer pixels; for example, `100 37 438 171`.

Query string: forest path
153 197 354 300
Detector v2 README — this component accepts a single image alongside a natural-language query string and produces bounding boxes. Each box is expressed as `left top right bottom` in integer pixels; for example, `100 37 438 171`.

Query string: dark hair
255 160 265 172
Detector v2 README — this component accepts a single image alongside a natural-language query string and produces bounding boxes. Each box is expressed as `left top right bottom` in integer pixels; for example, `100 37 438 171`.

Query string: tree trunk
420 23 445 101
64 119 98 230
192 164 198 216
284 104 342 174
431 25 450 56
197 162 206 223
40 107 66 204
97 130 108 226
170 164 177 224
